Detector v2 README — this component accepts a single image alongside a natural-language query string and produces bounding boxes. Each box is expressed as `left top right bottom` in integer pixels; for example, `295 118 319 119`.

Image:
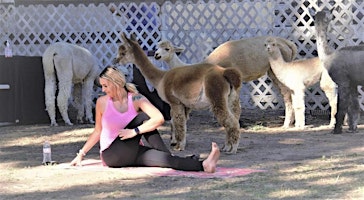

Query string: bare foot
202 142 220 173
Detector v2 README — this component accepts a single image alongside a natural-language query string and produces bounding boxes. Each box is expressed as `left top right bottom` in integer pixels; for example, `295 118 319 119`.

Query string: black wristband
134 127 140 135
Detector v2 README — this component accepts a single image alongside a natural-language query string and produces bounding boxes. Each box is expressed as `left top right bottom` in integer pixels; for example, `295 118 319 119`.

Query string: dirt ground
1 109 363 200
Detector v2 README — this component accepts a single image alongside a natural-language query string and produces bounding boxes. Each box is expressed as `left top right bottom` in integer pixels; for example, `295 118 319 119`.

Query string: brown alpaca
114 33 243 154
265 37 337 129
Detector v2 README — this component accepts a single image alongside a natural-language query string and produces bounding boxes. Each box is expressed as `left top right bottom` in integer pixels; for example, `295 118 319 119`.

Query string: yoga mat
58 159 265 179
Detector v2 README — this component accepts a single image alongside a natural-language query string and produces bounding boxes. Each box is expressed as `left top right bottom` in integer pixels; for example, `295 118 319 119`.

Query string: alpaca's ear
174 45 185 53
322 7 334 20
308 7 315 18
329 7 335 20
329 7 335 14
130 33 137 42
121 32 128 43
321 7 331 15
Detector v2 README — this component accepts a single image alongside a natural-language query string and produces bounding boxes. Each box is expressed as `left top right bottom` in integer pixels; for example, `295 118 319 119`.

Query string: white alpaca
264 37 337 129
154 40 190 68
154 37 298 128
42 42 99 126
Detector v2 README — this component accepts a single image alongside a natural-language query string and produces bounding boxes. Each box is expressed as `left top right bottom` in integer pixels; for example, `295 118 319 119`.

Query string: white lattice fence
0 2 162 67
0 0 363 111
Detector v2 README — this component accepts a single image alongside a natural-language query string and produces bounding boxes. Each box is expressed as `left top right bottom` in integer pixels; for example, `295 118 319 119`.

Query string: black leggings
101 112 204 171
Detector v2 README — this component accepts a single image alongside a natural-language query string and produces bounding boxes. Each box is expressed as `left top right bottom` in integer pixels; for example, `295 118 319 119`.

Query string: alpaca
42 42 99 126
154 37 298 128
314 10 364 134
154 40 190 68
265 37 337 129
114 33 243 154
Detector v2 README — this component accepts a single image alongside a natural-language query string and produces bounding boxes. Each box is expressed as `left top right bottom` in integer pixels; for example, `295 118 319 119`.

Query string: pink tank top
99 93 138 152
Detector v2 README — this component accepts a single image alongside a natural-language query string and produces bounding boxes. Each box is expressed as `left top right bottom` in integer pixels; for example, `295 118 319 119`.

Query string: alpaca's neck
132 44 165 87
315 26 334 62
268 49 286 72
167 54 188 68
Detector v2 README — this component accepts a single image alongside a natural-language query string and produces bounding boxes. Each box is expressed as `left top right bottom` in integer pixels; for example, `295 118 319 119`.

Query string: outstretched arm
70 97 104 166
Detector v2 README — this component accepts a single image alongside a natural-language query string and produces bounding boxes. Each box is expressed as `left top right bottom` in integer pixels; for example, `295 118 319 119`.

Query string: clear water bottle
5 40 13 58
42 141 52 165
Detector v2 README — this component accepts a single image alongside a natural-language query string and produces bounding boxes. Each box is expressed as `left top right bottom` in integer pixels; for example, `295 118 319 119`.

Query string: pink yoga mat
58 159 265 179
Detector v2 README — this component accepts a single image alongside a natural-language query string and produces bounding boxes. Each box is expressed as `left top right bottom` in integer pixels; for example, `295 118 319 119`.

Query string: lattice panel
160 0 275 63
0 2 162 68
0 0 363 111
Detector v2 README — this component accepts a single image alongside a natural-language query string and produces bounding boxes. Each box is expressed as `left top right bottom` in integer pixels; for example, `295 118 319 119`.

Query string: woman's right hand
70 154 83 166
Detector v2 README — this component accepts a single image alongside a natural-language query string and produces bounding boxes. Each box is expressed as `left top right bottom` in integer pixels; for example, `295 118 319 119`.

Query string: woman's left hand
118 129 137 140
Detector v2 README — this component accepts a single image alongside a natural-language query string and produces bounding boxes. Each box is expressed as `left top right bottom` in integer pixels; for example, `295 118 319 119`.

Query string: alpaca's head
314 10 334 54
154 40 185 62
264 37 279 55
314 10 331 35
113 33 140 65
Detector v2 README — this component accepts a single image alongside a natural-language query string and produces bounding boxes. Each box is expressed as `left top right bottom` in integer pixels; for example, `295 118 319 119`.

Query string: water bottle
5 40 12 58
42 141 52 165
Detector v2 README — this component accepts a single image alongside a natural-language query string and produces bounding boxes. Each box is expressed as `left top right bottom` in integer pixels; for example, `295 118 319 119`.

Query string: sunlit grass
0 126 93 147
269 188 309 198
249 125 266 131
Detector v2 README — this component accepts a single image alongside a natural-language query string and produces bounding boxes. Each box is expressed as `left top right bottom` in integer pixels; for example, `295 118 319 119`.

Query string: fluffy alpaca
42 42 99 126
114 33 243 154
265 37 337 129
154 37 298 128
314 10 364 134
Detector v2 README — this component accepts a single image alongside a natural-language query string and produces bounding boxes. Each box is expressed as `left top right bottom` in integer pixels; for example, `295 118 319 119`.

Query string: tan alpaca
265 37 337 129
114 33 243 154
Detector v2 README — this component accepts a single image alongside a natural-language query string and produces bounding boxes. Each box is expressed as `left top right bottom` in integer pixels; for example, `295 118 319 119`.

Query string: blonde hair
99 66 138 97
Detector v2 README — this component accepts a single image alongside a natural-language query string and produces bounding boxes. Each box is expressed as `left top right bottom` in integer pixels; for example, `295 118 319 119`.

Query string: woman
70 66 220 173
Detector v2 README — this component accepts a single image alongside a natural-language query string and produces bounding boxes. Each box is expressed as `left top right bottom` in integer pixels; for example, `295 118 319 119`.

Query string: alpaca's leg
52 56 74 125
282 90 295 128
169 119 176 145
291 89 305 129
228 87 242 121
185 107 192 120
44 76 58 126
268 69 294 128
347 85 360 133
172 107 191 144
73 83 84 124
170 104 187 151
207 84 240 154
211 101 240 154
320 70 337 127
82 78 95 124
333 82 350 134
227 89 242 153
169 107 191 147
57 80 73 125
